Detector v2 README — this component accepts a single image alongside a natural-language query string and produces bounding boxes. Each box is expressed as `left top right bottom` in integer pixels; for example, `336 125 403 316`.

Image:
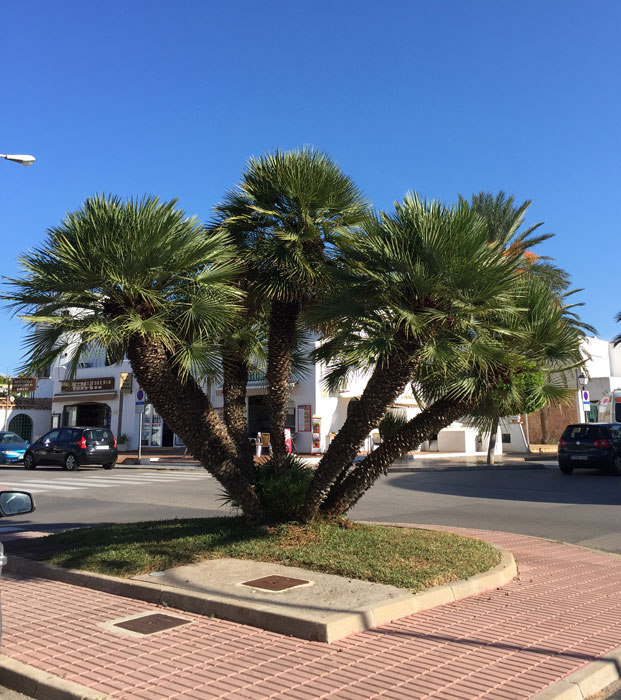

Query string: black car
557 423 621 475
23 427 118 471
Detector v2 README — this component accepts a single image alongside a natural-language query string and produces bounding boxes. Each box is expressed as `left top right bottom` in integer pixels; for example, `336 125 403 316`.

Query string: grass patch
31 518 500 593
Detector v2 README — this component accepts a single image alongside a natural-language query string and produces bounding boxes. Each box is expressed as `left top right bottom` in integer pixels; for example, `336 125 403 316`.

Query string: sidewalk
2 525 621 699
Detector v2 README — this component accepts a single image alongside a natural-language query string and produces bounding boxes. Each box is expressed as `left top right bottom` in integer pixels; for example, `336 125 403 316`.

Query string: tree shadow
386 467 621 506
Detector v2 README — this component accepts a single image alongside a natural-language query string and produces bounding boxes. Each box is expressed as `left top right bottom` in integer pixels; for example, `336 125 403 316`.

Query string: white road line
0 481 84 491
0 486 56 494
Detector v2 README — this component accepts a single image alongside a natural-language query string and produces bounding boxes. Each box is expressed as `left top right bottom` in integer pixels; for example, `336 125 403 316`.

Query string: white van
597 390 621 423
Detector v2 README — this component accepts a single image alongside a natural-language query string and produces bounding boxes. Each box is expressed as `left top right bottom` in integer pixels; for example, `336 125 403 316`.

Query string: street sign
10 377 37 393
582 390 590 409
120 372 133 394
135 388 145 414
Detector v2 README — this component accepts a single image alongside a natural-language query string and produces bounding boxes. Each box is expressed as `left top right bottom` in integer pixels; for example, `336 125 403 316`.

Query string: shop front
141 402 183 448
52 376 117 431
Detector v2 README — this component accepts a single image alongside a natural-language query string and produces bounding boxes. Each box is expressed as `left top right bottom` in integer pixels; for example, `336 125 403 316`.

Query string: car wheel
65 454 79 471
102 461 116 470
559 462 573 475
607 455 621 476
23 453 36 470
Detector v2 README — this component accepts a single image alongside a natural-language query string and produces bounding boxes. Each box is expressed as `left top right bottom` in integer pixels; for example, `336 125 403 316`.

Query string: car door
32 430 60 465
51 428 74 465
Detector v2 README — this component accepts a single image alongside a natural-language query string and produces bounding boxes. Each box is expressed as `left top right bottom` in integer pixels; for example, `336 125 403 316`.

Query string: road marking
0 481 84 491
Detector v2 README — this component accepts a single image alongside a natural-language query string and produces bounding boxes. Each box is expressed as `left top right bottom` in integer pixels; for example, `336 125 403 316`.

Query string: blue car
0 432 28 464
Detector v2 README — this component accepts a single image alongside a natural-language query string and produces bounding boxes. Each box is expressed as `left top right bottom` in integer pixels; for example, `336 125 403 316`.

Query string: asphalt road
0 460 620 554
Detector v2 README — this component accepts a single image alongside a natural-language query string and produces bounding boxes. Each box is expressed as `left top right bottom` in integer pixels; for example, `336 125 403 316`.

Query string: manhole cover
241 575 310 591
113 613 190 635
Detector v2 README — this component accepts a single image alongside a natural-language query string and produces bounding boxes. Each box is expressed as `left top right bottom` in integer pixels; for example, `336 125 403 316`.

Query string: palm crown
4 194 241 379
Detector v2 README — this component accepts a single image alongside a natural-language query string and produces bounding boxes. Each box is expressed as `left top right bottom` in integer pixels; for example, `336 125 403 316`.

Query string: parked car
557 423 621 475
0 432 28 464
23 427 118 471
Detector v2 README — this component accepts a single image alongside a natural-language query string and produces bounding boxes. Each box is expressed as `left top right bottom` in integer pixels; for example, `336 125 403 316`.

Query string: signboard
61 377 115 393
135 388 145 414
582 390 590 409
10 377 37 393
120 372 133 394
297 404 311 432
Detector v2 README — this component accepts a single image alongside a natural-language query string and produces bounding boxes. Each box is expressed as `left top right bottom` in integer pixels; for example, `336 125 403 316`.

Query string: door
34 430 60 465
51 428 75 464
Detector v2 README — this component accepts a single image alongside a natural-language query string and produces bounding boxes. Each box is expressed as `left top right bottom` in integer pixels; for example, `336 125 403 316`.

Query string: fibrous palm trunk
127 333 264 518
266 299 300 470
222 345 255 480
301 347 419 522
321 395 471 518
486 418 499 465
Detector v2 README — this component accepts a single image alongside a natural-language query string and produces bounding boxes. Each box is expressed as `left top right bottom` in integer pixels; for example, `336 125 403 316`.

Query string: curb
0 656 110 699
4 544 516 644
388 463 547 473
529 645 621 699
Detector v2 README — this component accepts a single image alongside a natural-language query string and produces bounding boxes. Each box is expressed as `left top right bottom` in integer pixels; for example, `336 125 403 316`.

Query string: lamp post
576 371 587 423
1 154 35 167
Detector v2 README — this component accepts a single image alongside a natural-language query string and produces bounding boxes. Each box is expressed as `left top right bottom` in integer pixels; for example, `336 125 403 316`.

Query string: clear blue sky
1 0 619 373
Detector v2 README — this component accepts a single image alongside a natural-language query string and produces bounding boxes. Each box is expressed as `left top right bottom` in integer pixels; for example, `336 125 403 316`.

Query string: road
0 460 619 554
1 459 621 699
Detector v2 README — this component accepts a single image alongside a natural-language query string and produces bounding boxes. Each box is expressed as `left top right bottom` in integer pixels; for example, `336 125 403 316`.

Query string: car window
84 429 113 441
44 430 60 443
564 426 600 440
609 425 621 439
0 433 25 444
58 428 73 441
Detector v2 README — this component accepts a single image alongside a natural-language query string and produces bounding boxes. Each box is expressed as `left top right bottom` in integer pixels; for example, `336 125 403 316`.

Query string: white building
10 334 620 454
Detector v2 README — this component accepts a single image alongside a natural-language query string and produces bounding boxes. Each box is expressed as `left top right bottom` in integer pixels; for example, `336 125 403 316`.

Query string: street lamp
576 371 587 422
0 154 35 167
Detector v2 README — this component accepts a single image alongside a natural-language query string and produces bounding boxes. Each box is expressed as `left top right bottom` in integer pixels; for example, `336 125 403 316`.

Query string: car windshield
0 432 26 444
563 425 601 440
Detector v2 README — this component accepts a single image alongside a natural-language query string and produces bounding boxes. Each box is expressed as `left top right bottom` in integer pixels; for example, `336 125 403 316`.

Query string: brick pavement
2 526 621 699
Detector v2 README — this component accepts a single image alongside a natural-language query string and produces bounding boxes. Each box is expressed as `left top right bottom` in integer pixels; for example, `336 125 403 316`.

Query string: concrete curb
529 645 621 699
4 543 516 643
388 463 547 472
0 656 110 699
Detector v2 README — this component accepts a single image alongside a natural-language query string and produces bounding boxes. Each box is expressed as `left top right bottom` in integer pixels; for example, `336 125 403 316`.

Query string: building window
8 414 33 442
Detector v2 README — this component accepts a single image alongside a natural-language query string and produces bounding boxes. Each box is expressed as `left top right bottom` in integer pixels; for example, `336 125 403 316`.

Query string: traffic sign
135 388 145 414
582 390 590 409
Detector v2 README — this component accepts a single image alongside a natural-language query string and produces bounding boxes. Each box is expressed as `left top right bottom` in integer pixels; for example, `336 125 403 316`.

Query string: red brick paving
3 525 621 699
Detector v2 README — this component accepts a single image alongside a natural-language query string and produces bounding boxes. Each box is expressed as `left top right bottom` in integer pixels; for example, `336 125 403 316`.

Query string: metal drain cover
113 613 190 635
241 575 310 591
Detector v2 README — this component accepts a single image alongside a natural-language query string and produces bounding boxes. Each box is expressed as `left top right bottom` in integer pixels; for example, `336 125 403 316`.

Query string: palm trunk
300 346 419 522
486 418 499 465
320 395 470 518
266 299 300 470
127 333 264 518
540 407 550 444
222 345 255 480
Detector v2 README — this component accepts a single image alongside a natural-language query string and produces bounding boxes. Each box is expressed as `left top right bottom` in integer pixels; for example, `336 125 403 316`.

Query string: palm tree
319 279 586 517
465 192 580 462
301 193 549 521
3 194 265 517
213 148 369 468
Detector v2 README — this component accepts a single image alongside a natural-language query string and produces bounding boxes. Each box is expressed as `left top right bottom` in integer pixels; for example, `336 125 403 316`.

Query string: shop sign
10 377 37 393
120 372 133 393
61 377 115 393
297 404 311 432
